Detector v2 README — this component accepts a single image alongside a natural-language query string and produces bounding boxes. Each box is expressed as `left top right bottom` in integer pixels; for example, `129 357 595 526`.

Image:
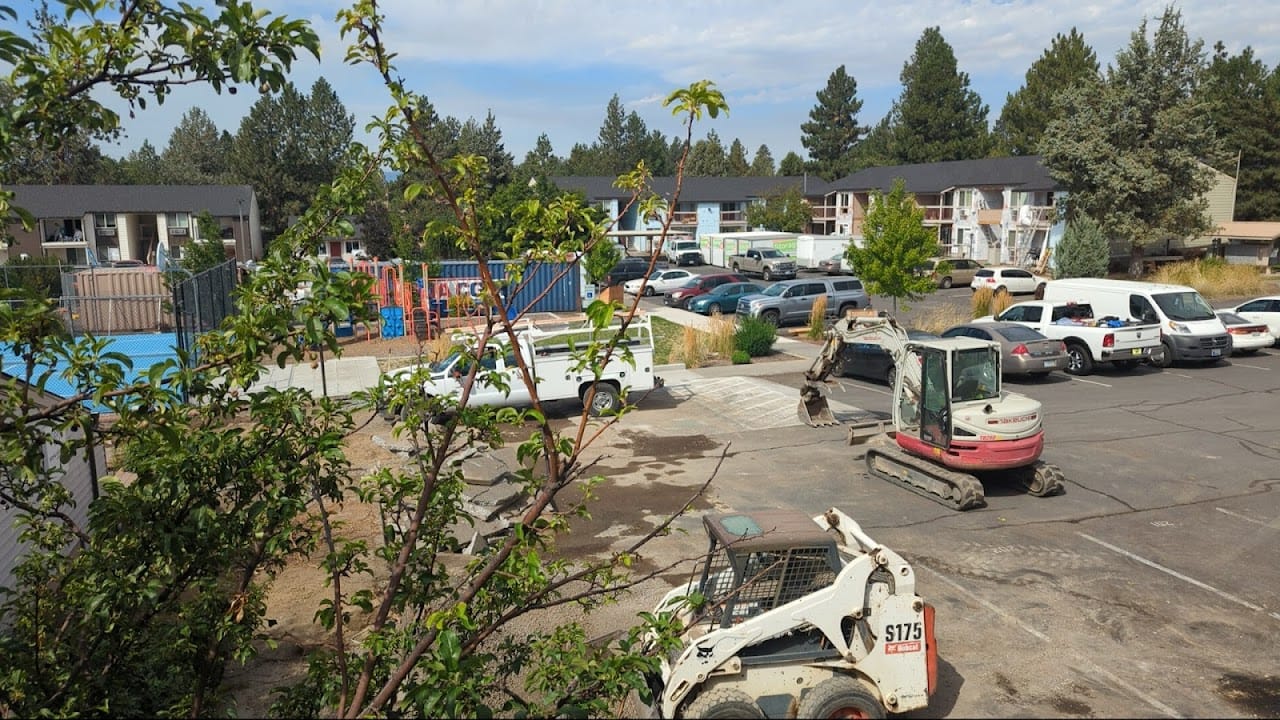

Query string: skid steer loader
645 507 936 719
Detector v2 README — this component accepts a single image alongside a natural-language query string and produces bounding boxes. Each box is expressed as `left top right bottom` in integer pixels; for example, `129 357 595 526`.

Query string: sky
78 0 1280 164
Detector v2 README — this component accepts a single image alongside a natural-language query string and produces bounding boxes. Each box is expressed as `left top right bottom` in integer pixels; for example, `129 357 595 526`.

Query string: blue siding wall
430 260 581 313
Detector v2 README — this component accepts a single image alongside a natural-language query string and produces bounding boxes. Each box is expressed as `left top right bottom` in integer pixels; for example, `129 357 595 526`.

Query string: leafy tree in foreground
845 178 939 313
1053 214 1110 278
0 3 724 718
1040 5 1225 274
179 210 231 274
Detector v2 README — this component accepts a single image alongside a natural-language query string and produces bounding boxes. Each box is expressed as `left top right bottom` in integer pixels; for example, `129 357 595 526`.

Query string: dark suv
604 257 655 287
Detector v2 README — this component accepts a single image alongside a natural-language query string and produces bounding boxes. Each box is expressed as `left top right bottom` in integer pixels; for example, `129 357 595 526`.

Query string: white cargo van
1042 278 1231 367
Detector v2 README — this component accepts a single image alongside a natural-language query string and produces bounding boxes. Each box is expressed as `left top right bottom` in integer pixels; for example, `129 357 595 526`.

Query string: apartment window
94 213 117 231
1011 191 1034 208
166 212 190 237
343 240 361 255
955 190 974 209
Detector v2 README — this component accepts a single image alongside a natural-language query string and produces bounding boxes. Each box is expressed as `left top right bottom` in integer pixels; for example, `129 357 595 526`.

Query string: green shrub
731 349 751 365
735 315 777 357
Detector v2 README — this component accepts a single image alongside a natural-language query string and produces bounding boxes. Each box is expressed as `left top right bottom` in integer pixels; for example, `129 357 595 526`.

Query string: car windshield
758 249 784 258
1153 291 1215 321
761 283 789 297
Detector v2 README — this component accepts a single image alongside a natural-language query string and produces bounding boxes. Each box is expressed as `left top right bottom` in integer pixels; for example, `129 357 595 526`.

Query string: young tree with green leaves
1053 214 1110 278
0 3 730 717
800 65 867 180
745 185 811 232
179 210 231 273
992 29 1099 157
886 27 990 164
1040 6 1225 274
844 179 939 313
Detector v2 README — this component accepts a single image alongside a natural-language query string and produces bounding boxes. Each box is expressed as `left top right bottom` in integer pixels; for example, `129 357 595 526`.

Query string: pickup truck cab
728 248 797 281
385 317 659 416
981 300 1162 375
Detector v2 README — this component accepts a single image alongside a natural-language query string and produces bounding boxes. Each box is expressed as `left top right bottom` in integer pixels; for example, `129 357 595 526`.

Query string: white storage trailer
703 231 799 268
795 234 855 269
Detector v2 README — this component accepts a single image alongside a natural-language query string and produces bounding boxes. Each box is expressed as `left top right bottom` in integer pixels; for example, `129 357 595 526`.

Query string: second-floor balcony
671 211 698 225
720 210 745 224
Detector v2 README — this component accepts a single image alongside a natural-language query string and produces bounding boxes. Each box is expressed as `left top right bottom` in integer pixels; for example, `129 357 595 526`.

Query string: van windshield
1153 291 1215 321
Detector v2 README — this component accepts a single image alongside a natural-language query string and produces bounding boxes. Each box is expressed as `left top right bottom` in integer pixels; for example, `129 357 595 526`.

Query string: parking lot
592 266 1280 718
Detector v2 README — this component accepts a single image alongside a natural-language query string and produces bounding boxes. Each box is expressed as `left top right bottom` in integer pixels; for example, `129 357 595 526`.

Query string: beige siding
1203 168 1237 225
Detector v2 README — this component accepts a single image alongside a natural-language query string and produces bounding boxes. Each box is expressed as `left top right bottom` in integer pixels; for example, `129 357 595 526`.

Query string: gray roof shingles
8 185 255 218
829 156 1058 193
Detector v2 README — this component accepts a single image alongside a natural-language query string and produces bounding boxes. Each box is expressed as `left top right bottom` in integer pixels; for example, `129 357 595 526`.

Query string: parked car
604 257 658 287
837 329 939 385
686 281 764 315
917 257 984 289
736 277 870 326
624 268 695 296
970 266 1049 296
940 322 1069 378
664 272 749 309
1216 311 1275 354
816 253 852 275
1227 296 1280 342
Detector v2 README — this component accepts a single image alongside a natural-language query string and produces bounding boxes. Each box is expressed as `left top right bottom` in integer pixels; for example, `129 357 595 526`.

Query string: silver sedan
941 321 1069 378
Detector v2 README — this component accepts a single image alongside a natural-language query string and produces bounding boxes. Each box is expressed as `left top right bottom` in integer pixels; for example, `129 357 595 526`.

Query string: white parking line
1229 363 1269 370
1215 507 1275 527
1078 533 1280 621
1168 372 1194 379
920 566 1183 718
1071 377 1112 387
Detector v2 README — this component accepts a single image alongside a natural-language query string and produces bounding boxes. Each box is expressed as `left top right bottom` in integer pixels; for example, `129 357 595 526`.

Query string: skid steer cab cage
690 511 842 631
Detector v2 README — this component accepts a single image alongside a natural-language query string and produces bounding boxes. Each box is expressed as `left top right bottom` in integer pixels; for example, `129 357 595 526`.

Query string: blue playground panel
1 332 181 410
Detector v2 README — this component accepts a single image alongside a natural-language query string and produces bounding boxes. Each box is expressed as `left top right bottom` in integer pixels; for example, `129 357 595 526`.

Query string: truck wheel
795 675 884 719
762 267 773 281
585 383 621 416
1156 340 1175 368
732 264 741 273
761 309 780 326
683 687 764 719
837 303 858 317
1064 342 1093 375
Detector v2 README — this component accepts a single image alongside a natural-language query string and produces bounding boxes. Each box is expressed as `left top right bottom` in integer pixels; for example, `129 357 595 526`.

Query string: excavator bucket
799 383 838 427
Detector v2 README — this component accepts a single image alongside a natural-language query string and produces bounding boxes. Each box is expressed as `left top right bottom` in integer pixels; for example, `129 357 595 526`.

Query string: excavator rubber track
864 438 987 511
987 460 1067 497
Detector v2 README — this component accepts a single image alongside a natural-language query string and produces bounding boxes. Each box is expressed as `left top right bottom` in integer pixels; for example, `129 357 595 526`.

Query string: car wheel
1035 282 1046 300
707 302 721 315
761 309 780 326
885 364 896 388
643 286 655 297
941 276 953 289
1064 342 1093 375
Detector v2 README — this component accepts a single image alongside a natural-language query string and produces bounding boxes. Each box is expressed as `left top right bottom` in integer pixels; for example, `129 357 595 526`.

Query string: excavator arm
800 314 916 426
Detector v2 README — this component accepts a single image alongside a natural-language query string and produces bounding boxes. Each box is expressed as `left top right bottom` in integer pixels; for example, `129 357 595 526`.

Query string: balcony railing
720 210 744 223
671 212 697 225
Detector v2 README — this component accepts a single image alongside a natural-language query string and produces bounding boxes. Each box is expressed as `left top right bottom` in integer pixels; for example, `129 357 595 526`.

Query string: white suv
970 266 1049 296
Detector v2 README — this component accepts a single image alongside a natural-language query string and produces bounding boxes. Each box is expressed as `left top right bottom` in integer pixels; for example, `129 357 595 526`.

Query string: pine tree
686 130 730 176
1053 214 1110 278
778 151 806 176
728 139 750 176
521 133 563 177
1040 6 1225 272
160 108 227 184
887 27 990 164
1199 43 1280 220
800 65 867 180
749 144 775 175
993 29 1099 156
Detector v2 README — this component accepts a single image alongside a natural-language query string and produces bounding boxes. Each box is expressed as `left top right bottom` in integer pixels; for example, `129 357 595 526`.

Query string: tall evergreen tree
1053 214 1110 278
1199 43 1280 220
993 29 1099 156
848 117 894 172
800 65 867 180
457 111 515 189
1040 6 1225 272
521 133 563 177
686 130 730 176
561 95 670 175
298 77 355 186
887 27 990 164
750 144 776 176
160 107 226 184
117 140 164 184
778 151 806 176
727 139 750 176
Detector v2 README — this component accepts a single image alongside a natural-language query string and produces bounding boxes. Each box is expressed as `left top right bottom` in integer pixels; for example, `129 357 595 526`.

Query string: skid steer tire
796 675 885 719
682 687 764 719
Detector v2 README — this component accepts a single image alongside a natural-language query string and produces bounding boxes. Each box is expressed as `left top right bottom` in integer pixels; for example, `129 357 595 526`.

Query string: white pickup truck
385 317 660 416
981 300 1163 375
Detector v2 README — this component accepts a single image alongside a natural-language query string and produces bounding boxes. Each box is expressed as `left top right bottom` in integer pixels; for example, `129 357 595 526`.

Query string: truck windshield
758 249 783 258
761 283 789 297
429 352 460 374
1153 291 1215 321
